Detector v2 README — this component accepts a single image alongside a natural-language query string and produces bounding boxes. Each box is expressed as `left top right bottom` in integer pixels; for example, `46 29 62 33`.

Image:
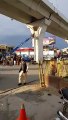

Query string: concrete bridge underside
0 0 68 39
0 0 68 62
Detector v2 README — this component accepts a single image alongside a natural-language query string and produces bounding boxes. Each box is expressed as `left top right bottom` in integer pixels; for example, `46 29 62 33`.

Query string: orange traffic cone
17 104 29 120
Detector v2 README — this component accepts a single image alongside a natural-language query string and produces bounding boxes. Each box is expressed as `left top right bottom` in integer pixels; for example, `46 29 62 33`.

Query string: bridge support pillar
34 19 51 63
34 25 46 63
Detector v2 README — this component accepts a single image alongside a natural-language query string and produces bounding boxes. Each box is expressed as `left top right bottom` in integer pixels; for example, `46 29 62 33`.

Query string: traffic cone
17 104 29 120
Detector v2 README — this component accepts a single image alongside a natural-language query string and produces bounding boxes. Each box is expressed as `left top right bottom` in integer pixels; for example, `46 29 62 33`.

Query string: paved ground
0 64 62 120
0 64 39 92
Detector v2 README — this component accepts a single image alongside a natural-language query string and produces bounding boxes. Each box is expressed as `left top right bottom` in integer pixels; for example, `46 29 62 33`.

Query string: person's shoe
18 83 22 86
23 83 26 85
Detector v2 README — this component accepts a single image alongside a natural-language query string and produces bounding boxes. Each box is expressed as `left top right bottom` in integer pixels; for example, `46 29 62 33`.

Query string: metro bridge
0 0 68 62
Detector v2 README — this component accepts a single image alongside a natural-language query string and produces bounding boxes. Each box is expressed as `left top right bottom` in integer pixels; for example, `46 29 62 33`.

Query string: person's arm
19 63 22 72
26 64 28 72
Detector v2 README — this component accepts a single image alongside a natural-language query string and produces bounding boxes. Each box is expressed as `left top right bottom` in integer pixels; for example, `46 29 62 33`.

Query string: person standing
13 54 16 65
18 59 28 86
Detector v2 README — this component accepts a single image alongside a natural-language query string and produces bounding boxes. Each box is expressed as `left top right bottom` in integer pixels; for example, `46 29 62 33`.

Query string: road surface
0 64 62 120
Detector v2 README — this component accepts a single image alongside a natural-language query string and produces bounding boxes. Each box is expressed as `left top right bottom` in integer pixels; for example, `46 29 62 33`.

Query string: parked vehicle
57 111 68 120
56 88 68 120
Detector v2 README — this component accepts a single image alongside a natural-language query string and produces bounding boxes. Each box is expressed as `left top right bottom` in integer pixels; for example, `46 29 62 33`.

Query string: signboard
0 45 6 49
32 36 55 47
65 39 68 44
43 36 55 45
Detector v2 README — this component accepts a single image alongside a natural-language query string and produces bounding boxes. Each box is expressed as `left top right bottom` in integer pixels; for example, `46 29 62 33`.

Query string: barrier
45 75 68 89
39 59 68 89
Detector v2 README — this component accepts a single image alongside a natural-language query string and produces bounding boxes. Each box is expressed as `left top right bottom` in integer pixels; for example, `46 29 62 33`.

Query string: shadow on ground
16 88 50 103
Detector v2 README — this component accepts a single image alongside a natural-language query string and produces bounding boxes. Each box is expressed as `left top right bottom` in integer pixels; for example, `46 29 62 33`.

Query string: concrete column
34 37 37 61
34 19 51 63
27 19 51 63
34 25 46 62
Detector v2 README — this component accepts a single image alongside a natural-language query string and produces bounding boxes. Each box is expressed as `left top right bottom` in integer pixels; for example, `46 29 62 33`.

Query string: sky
48 0 68 19
0 0 68 49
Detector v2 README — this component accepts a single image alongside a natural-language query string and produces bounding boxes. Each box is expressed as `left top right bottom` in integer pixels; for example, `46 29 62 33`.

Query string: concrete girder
47 21 68 39
50 15 68 32
0 1 31 23
0 0 68 39
47 26 67 39
3 0 43 20
18 0 50 19
29 18 51 27
29 18 68 39
18 0 68 39
19 0 68 25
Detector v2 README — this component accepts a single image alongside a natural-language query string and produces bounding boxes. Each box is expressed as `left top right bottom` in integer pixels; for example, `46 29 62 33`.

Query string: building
15 47 34 57
15 47 55 60
0 44 14 54
61 47 68 54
